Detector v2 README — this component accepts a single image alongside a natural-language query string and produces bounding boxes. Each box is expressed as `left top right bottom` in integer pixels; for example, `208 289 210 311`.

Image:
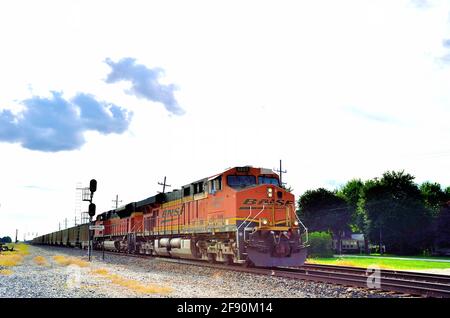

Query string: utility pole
158 176 171 194
15 229 18 243
112 194 122 209
59 222 61 231
64 218 67 229
274 159 287 187
379 226 383 256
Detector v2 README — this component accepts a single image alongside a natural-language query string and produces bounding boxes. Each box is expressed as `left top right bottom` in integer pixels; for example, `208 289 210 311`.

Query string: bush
307 231 334 258
0 236 12 244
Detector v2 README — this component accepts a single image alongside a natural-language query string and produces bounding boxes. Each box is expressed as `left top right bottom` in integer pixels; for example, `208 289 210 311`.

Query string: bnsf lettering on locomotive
163 208 181 216
244 198 291 206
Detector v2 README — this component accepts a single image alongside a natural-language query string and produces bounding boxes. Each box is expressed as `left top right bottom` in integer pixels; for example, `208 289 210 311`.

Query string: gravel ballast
0 245 402 298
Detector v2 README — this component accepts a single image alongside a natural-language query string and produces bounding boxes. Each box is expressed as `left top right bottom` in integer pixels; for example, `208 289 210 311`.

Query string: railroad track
92 250 450 298
285 264 450 298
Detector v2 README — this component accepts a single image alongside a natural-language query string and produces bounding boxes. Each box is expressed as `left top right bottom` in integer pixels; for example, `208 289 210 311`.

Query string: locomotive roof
106 166 279 215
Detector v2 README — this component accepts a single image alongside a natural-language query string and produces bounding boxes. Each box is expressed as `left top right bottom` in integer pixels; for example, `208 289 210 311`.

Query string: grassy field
366 253 450 261
0 243 29 275
307 256 450 270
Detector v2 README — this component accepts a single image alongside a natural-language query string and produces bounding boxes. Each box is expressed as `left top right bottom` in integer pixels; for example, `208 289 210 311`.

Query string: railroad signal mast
87 179 97 261
79 179 97 261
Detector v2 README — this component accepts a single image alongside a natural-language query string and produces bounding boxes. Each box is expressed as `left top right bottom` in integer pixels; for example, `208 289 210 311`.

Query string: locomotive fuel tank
103 240 118 251
153 238 197 259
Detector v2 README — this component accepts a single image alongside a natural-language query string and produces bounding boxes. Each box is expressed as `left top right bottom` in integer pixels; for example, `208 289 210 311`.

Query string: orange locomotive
94 166 308 267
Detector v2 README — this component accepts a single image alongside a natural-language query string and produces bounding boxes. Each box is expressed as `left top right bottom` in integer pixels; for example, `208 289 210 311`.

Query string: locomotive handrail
244 205 265 231
235 205 265 261
237 206 252 231
292 205 309 245
243 205 265 242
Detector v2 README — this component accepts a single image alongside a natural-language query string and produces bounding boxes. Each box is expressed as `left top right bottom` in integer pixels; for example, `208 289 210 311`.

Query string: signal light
267 187 273 198
88 203 96 217
89 179 97 193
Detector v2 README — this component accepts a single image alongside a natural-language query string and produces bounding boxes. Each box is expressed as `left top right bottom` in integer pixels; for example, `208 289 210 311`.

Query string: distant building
332 232 365 254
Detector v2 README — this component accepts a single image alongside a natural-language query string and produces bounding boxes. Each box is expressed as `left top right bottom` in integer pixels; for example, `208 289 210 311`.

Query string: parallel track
93 249 450 298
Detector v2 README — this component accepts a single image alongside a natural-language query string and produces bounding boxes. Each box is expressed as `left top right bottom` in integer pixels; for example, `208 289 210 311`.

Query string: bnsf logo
162 208 181 216
243 199 293 206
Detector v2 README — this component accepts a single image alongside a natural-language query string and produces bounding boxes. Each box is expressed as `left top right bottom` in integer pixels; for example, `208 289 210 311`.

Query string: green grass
3 243 29 255
307 256 450 270
367 253 450 261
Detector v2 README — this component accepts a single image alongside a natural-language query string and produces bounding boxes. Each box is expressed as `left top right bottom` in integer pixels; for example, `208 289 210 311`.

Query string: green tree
420 181 446 216
434 201 450 251
445 186 450 200
361 171 432 255
298 188 351 254
337 179 369 253
308 232 334 258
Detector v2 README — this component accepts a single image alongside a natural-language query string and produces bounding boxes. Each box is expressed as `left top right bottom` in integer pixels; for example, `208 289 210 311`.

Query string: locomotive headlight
261 218 268 225
294 220 299 226
267 187 273 197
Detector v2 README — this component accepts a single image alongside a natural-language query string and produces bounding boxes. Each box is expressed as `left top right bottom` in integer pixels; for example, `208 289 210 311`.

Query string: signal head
88 203 96 217
89 179 97 193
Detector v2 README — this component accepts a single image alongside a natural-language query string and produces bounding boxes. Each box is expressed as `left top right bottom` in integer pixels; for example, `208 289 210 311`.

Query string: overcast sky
1 0 449 240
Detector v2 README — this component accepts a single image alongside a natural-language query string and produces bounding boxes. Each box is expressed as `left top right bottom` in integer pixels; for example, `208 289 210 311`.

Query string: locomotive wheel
207 253 216 263
244 259 255 268
224 255 234 265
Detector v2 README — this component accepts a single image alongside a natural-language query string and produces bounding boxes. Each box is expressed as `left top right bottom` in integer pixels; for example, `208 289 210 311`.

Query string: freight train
33 166 308 267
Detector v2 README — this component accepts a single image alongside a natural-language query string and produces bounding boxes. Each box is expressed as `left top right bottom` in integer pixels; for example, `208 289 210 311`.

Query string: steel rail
88 249 450 298
301 263 450 284
277 266 450 298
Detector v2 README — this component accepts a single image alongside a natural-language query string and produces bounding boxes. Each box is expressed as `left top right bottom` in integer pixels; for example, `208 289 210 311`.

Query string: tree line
297 171 450 255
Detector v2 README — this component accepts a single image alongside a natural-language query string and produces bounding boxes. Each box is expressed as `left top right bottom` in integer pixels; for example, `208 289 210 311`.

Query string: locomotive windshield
258 176 280 186
227 175 256 188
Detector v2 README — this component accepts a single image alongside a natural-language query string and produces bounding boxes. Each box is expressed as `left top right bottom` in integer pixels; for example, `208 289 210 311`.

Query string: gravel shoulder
0 245 401 298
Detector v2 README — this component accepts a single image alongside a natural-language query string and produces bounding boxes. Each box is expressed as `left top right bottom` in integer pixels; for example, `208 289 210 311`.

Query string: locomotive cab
221 166 308 267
